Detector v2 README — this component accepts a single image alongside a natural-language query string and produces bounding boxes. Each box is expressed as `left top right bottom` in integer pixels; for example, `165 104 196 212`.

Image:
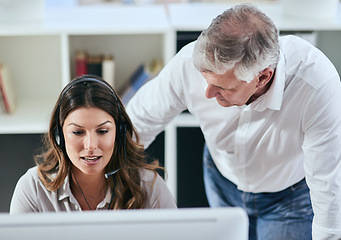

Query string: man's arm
301 74 341 239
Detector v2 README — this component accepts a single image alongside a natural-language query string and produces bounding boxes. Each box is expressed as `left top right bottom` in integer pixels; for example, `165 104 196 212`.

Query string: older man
127 4 341 239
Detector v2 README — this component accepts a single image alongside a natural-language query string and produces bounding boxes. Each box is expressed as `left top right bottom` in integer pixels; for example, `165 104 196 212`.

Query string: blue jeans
203 145 313 240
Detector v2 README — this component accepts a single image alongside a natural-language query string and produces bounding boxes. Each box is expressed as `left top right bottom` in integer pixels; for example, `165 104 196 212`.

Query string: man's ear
256 68 274 88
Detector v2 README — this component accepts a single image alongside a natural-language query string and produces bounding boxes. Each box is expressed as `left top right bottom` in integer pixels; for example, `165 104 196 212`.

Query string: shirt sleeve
10 168 39 214
301 74 341 239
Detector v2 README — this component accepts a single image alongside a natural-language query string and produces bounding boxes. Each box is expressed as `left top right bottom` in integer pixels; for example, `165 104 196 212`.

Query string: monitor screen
0 207 248 240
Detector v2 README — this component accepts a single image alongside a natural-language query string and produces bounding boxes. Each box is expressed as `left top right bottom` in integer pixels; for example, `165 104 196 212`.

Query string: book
120 58 163 106
120 64 149 105
87 54 102 77
75 50 88 77
102 54 115 87
74 51 115 87
0 64 16 114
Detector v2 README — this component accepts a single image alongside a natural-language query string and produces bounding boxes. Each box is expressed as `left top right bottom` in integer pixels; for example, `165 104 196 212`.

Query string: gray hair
193 4 280 82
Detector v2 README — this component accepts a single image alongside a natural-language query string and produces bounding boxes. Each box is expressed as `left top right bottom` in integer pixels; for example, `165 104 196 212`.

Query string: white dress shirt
10 166 177 213
126 35 341 239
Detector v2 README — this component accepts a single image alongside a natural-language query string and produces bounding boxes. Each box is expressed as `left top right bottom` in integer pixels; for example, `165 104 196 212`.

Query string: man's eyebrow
214 84 225 89
214 84 236 90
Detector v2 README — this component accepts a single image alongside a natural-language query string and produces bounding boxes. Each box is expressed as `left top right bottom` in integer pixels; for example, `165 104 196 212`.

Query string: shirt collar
58 172 112 209
58 172 72 202
247 50 286 112
97 188 112 209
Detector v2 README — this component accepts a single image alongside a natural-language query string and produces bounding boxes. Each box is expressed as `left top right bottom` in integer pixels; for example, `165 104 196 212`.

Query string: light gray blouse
10 166 177 213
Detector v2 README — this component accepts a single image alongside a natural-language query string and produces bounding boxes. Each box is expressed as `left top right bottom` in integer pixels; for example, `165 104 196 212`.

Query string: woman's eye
97 129 109 135
72 131 84 136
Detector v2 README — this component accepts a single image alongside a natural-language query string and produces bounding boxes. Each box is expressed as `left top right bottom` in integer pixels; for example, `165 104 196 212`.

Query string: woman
10 75 177 213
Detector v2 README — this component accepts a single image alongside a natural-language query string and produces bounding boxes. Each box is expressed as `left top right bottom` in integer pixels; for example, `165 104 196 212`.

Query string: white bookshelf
0 4 171 133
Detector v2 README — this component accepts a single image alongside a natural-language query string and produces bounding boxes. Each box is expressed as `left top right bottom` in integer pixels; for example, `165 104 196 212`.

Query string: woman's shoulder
139 168 177 209
14 166 44 196
139 168 158 182
18 166 40 183
139 168 168 189
10 166 43 213
138 168 170 196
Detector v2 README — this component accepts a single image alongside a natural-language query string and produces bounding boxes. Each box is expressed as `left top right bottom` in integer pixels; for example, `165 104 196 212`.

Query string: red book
75 50 88 77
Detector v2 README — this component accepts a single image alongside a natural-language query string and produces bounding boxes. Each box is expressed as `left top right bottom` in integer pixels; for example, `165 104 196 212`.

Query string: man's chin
216 99 244 108
216 99 233 108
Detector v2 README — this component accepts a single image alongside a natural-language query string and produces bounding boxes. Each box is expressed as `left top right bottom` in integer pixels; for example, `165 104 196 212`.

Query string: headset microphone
104 169 120 179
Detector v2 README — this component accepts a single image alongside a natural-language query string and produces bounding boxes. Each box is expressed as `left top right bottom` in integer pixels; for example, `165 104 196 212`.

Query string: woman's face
63 107 116 177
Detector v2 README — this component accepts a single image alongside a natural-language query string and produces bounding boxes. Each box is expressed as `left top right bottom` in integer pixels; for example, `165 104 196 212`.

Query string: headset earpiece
55 128 60 146
55 124 65 149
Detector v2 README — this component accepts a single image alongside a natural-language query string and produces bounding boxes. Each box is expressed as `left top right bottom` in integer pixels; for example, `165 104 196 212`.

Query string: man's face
202 69 259 107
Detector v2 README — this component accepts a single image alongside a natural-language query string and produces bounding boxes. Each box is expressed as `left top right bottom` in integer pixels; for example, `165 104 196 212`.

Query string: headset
54 76 127 179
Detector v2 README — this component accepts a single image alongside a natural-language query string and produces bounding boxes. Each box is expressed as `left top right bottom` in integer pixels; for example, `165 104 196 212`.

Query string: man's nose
205 84 218 99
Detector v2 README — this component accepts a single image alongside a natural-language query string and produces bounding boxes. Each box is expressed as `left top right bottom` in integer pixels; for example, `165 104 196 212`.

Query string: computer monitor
0 207 248 240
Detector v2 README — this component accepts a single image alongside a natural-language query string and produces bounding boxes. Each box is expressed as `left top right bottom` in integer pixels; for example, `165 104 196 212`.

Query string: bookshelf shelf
0 5 171 134
0 97 55 134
